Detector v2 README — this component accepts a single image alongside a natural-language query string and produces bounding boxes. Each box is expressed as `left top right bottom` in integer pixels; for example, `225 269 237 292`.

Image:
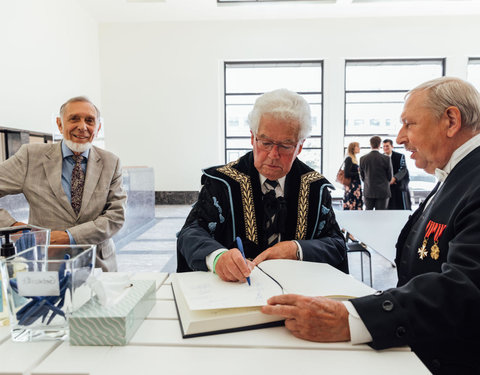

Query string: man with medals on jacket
262 77 480 374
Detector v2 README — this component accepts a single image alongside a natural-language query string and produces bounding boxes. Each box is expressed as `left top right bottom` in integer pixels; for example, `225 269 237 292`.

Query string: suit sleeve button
382 300 394 311
396 326 406 337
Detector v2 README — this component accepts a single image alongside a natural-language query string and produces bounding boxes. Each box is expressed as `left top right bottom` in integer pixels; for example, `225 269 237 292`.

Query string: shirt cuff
66 230 76 245
206 248 229 272
292 240 303 261
342 300 373 344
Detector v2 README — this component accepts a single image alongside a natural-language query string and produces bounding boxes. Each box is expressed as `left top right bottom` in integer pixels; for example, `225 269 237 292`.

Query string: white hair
248 89 312 141
407 77 480 131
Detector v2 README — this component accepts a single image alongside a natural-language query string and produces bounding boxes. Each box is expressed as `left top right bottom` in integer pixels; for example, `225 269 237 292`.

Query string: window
344 59 445 200
467 58 480 91
224 61 323 171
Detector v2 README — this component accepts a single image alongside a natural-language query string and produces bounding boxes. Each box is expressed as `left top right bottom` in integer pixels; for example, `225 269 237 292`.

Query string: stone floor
116 205 398 291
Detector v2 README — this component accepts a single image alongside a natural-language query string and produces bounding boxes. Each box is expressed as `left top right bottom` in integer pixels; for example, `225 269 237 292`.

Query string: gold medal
430 223 446 260
430 242 440 260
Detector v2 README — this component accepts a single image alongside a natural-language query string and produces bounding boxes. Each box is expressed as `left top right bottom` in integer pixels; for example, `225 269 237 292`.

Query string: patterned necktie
71 155 85 215
264 179 280 246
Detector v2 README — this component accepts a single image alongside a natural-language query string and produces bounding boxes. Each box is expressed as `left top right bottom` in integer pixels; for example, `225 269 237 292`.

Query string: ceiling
76 0 480 23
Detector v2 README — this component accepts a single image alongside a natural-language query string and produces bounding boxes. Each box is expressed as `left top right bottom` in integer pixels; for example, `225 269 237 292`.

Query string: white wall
99 15 480 192
0 0 101 133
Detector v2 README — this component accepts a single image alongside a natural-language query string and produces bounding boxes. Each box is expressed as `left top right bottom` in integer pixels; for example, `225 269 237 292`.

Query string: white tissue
87 271 133 307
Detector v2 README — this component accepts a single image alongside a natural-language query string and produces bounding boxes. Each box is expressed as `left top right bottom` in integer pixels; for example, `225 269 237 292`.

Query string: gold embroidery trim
217 161 258 245
295 171 323 240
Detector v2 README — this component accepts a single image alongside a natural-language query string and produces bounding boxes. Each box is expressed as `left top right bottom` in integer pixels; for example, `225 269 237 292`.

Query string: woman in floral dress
343 142 363 210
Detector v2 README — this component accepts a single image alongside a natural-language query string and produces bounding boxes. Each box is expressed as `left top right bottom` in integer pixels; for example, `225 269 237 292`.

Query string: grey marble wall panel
0 194 29 223
155 191 198 205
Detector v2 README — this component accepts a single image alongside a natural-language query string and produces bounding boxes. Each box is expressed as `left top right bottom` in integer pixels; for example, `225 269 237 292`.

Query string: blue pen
236 237 251 286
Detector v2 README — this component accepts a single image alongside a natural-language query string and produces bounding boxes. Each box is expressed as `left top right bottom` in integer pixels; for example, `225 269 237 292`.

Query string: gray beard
64 139 92 153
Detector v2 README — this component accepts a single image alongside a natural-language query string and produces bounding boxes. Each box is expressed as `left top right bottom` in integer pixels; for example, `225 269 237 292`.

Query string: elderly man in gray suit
360 135 393 210
0 96 126 271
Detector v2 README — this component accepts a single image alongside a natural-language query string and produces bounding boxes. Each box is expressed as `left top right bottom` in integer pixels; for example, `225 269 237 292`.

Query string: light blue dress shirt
60 141 90 244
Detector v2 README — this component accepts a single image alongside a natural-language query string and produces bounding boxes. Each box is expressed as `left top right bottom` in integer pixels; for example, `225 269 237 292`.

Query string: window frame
224 60 324 172
343 58 446 152
467 57 480 91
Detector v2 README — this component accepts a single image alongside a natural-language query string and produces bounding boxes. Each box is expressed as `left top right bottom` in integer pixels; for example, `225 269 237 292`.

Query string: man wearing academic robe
177 89 348 281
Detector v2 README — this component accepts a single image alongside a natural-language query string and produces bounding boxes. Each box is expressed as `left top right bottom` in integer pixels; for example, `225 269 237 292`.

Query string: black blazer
351 146 480 374
390 151 410 191
359 150 393 199
344 156 360 183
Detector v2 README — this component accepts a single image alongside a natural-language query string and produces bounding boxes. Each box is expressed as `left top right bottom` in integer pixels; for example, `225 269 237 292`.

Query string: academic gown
176 152 348 274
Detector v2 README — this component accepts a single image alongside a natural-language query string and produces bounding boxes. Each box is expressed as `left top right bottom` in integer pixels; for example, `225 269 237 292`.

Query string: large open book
172 259 374 338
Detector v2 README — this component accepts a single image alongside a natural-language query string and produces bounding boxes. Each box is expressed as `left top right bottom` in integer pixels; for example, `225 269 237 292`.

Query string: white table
334 209 411 265
0 272 428 375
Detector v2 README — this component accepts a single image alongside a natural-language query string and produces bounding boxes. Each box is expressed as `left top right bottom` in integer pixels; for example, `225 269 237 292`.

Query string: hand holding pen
235 237 251 286
213 237 254 284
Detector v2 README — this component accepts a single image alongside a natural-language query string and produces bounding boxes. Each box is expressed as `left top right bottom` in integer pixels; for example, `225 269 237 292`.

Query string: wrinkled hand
261 294 350 342
253 241 297 265
215 248 255 283
50 231 70 245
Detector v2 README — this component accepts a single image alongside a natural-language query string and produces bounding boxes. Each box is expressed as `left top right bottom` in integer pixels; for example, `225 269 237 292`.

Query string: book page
259 260 374 299
175 267 283 310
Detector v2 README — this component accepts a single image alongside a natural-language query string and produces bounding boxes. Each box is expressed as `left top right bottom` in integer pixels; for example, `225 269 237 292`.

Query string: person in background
343 142 363 210
383 139 412 210
359 136 393 210
262 77 480 374
0 96 126 271
177 88 348 281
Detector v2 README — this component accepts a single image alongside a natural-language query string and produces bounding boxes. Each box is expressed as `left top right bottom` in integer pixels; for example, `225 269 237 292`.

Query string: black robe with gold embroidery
177 152 348 273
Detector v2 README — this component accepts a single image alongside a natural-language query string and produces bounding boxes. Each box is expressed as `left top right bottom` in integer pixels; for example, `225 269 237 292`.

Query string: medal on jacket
418 220 436 260
430 223 447 260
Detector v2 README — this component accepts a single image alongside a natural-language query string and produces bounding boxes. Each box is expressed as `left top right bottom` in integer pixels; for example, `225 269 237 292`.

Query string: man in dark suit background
383 139 412 210
359 136 393 210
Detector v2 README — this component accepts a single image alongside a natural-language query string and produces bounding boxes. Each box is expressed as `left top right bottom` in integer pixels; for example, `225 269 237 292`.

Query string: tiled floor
117 205 398 291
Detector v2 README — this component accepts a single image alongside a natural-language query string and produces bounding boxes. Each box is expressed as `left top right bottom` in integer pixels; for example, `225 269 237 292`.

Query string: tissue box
69 279 156 346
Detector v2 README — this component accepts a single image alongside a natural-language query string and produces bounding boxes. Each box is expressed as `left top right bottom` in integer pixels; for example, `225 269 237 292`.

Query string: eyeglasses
255 137 299 155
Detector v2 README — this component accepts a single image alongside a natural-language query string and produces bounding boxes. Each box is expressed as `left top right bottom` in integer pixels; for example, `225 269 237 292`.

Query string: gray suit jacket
0 142 127 271
360 150 393 199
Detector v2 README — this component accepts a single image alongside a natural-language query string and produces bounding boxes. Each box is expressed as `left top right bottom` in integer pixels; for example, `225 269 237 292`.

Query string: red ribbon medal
430 223 447 260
